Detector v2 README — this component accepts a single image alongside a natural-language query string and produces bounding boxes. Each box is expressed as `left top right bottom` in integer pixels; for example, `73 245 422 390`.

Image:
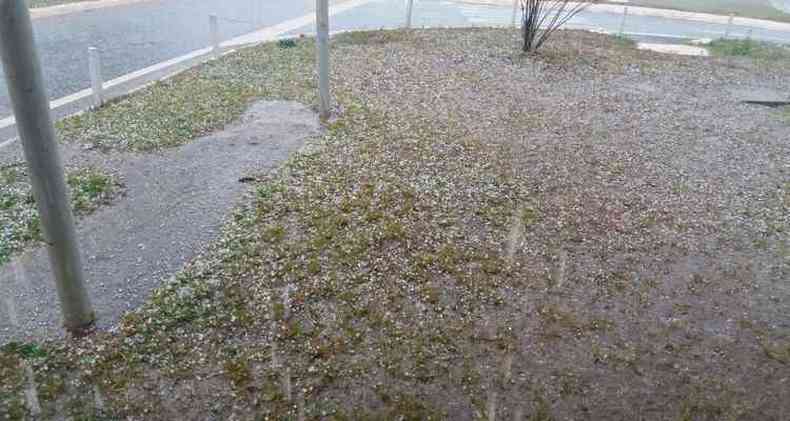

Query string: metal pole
405 0 414 29
618 6 629 36
511 0 519 28
209 14 220 58
0 0 94 333
724 13 734 39
316 0 330 120
88 47 103 108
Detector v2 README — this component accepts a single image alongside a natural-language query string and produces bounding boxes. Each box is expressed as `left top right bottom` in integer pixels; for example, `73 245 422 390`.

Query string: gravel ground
1 29 789 419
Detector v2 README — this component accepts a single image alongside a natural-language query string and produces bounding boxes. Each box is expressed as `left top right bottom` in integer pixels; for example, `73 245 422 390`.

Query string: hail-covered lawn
25 0 96 8
56 41 316 152
2 29 789 420
0 164 121 266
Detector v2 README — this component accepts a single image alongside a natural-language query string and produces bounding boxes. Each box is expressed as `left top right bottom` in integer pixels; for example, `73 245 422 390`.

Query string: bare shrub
520 0 599 52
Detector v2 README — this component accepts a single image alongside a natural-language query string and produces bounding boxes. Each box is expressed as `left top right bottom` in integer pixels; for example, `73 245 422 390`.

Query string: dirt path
0 100 320 343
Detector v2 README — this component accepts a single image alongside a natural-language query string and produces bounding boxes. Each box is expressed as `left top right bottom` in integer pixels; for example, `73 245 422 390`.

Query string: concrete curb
30 0 156 20
458 0 790 32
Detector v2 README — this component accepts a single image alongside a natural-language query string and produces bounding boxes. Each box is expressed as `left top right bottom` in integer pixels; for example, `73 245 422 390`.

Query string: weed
334 30 409 46
708 38 790 61
611 34 636 48
1 342 47 360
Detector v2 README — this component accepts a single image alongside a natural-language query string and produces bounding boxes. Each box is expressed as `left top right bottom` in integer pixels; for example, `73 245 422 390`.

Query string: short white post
511 0 520 27
405 0 415 29
618 6 629 36
88 47 103 108
724 13 735 39
316 0 330 120
209 14 220 58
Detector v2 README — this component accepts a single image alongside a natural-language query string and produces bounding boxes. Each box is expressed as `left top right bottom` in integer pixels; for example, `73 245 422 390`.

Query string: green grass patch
611 34 637 48
622 0 790 23
334 29 411 46
26 0 96 8
0 164 120 266
707 38 790 60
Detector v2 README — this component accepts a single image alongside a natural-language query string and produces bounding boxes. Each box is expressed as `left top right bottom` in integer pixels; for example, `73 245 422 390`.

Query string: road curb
458 0 790 32
30 0 156 20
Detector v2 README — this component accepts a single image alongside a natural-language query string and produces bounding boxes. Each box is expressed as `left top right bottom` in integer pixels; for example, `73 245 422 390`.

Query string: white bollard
724 13 734 39
209 14 220 58
406 0 415 29
618 6 629 36
316 0 330 120
88 47 103 108
511 0 519 28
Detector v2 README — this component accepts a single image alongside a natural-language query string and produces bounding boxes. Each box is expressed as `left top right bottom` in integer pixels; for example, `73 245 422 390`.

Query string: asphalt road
0 0 314 117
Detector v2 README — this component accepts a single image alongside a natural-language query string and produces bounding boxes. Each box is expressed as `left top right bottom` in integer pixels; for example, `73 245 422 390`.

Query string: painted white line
223 0 375 47
0 137 18 149
0 0 375 149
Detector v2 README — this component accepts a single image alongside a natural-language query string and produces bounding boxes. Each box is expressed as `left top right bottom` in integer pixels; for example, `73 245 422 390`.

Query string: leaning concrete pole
316 0 330 120
0 0 94 333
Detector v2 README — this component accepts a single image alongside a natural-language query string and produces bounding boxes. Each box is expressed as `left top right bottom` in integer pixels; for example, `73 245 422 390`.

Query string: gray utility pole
0 0 95 334
406 0 414 29
316 0 330 120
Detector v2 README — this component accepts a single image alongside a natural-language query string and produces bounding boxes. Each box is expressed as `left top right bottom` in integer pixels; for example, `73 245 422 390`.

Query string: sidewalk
0 101 320 342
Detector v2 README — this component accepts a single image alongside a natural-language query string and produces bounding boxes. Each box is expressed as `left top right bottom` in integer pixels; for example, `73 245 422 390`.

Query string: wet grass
1 29 788 419
707 38 790 61
56 39 317 152
0 164 121 266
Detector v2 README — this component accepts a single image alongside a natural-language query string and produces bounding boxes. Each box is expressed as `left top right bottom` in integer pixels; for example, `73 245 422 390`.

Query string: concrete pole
209 14 220 58
405 0 414 29
88 47 103 108
316 0 330 120
618 6 629 36
511 0 519 28
724 13 734 39
0 0 94 333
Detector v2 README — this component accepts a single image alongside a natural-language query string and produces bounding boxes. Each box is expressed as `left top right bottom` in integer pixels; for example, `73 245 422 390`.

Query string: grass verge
1 29 789 419
0 164 121 266
26 0 95 8
620 0 790 23
56 41 317 152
